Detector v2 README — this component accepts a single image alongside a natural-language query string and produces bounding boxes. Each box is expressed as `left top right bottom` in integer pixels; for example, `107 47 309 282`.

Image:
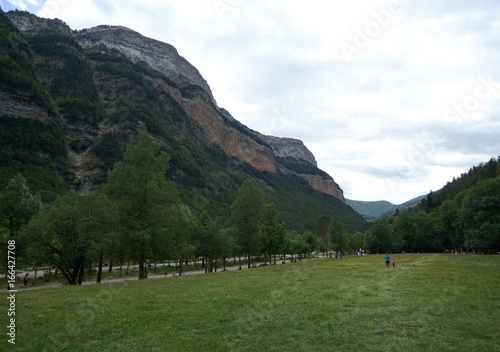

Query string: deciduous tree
0 174 41 275
22 191 117 285
103 130 178 279
227 180 264 268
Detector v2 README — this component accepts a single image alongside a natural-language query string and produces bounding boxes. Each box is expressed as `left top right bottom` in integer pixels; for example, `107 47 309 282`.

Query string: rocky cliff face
300 174 345 202
260 135 317 166
76 25 214 102
3 10 345 203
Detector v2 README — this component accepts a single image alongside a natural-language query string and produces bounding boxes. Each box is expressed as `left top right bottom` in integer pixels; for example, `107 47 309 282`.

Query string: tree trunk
139 261 145 279
32 265 37 286
77 261 85 285
247 254 251 269
96 250 104 283
139 243 147 279
108 254 113 272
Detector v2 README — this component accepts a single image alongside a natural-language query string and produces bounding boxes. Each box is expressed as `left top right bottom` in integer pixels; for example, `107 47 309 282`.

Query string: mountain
346 195 425 222
0 10 366 232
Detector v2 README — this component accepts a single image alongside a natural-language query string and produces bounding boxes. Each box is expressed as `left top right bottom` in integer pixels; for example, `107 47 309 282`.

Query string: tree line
0 131 326 285
362 158 500 254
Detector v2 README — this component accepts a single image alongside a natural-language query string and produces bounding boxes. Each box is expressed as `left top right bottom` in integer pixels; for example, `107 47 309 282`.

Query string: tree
227 180 264 268
194 212 235 272
367 217 393 253
22 191 117 285
193 211 214 272
348 231 365 254
0 174 42 238
209 227 235 272
460 178 500 251
103 130 178 279
328 218 344 252
288 231 309 259
168 204 196 276
0 174 41 275
260 203 287 265
302 231 318 254
314 216 330 254
394 210 417 253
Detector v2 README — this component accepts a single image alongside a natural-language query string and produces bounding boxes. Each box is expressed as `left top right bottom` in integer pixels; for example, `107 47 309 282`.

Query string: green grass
5 254 500 351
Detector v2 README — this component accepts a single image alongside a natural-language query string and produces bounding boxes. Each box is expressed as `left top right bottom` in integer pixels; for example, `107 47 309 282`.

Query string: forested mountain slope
0 10 366 232
363 157 500 253
347 195 425 222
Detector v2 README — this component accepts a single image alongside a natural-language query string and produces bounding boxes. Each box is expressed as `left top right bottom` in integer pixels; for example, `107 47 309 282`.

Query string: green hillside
347 195 425 222
362 158 500 253
418 157 500 212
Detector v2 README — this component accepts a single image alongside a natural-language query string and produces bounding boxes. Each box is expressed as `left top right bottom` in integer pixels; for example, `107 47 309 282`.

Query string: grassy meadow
4 254 499 351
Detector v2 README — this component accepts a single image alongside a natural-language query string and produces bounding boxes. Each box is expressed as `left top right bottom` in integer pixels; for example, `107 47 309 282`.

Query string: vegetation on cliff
0 115 71 202
0 11 55 114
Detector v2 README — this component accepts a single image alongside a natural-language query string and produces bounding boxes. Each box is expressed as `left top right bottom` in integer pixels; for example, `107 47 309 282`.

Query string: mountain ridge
0 10 362 231
346 195 426 222
4 10 345 201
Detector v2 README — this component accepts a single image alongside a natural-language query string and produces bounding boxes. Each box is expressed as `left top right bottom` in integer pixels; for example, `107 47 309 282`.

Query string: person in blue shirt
384 253 390 268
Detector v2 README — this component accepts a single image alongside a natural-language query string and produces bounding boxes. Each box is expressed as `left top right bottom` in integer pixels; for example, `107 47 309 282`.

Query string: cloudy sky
3 0 500 203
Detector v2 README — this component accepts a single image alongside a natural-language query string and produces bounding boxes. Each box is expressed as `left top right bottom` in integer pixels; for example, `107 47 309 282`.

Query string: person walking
339 252 343 261
384 253 390 268
23 273 29 288
392 258 395 268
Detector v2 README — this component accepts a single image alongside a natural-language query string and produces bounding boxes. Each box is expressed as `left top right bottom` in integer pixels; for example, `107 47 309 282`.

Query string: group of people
384 253 396 268
329 252 343 261
328 252 396 268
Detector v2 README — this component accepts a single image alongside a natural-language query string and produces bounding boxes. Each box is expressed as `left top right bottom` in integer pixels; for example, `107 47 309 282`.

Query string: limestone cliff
259 135 317 166
3 10 345 203
300 174 345 203
76 25 214 102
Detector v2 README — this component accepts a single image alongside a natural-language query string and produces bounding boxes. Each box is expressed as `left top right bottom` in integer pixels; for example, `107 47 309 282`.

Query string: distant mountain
347 195 425 222
0 10 366 232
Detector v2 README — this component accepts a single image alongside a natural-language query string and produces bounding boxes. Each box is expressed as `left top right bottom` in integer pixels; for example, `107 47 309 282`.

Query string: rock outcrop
300 174 345 202
0 90 51 122
260 135 317 166
76 25 215 101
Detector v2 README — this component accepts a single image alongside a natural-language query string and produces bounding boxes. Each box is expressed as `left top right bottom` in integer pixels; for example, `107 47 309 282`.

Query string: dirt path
2 258 309 291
